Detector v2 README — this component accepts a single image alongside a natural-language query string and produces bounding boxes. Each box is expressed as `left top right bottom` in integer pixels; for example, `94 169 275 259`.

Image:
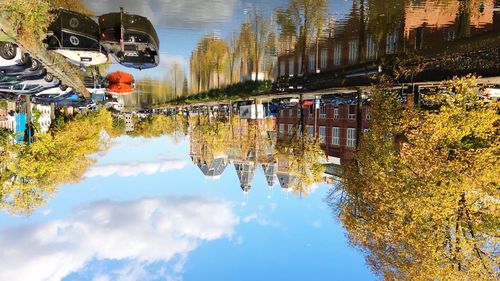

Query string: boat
106 71 134 95
45 9 108 67
99 8 160 70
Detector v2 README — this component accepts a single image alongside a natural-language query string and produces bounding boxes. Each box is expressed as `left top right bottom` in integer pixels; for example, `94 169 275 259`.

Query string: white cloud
86 0 237 29
0 197 239 281
84 158 187 177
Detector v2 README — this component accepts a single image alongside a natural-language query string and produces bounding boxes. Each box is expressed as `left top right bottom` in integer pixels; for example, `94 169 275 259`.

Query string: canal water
0 1 499 280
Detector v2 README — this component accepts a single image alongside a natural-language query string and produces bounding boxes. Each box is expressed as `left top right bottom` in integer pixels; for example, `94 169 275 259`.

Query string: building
277 0 498 82
277 94 371 164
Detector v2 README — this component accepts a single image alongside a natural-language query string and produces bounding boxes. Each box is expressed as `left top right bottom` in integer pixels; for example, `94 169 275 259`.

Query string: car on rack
31 87 74 104
0 57 47 80
45 9 108 67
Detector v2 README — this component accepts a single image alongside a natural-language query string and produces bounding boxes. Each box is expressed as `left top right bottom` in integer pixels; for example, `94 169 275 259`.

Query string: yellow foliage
332 76 499 279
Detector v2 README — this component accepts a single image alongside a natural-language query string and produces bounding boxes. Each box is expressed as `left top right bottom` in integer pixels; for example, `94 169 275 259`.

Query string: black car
99 9 160 70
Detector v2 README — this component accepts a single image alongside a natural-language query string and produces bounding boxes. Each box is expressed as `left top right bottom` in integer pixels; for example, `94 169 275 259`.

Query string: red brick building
277 0 497 79
277 98 371 164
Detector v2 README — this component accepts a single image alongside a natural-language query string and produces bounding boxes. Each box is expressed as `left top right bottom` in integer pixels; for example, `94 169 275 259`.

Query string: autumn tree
0 110 114 215
328 76 499 279
276 0 328 75
276 127 326 195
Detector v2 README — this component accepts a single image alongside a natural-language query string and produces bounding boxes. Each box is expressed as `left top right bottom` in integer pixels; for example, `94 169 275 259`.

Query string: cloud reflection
86 0 238 28
0 197 239 281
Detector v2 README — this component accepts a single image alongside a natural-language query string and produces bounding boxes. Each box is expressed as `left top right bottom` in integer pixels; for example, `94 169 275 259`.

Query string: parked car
480 85 500 100
0 78 62 95
104 101 124 111
45 9 108 66
0 57 47 80
0 41 28 67
31 87 74 103
99 9 160 69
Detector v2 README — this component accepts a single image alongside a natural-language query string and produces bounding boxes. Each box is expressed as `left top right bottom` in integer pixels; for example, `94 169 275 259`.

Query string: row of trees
189 6 278 94
189 0 332 93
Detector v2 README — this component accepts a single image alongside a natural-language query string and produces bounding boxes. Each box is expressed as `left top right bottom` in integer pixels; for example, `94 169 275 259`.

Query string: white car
0 78 61 95
482 86 500 100
0 42 26 67
104 101 124 111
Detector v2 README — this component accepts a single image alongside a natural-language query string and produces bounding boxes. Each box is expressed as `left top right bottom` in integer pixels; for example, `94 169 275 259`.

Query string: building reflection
277 0 500 89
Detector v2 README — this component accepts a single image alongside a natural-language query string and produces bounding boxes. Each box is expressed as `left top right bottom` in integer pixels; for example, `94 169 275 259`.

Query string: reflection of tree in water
327 77 499 280
276 129 326 195
0 110 114 215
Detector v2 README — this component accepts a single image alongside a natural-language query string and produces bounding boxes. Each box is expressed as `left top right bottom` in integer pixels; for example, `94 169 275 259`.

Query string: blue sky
0 135 375 281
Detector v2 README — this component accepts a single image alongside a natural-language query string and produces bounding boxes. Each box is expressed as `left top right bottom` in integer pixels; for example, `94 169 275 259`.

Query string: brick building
277 95 371 164
277 0 497 79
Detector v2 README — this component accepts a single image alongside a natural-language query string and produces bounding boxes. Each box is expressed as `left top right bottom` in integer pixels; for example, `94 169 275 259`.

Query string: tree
0 110 115 215
248 6 273 81
276 0 328 75
328 76 499 280
276 126 326 195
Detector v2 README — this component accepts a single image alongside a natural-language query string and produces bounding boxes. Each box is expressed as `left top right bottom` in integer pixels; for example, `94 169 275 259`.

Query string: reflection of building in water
188 114 337 193
196 157 229 178
277 0 498 79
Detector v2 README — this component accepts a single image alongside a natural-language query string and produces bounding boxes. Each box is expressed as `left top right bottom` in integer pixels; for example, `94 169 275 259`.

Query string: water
0 1 499 280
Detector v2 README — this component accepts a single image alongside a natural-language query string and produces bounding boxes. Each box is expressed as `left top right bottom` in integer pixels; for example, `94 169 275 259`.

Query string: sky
83 0 354 79
0 134 376 281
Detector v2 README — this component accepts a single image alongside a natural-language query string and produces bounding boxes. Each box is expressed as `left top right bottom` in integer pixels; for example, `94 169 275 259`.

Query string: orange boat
107 71 134 84
107 82 134 95
106 71 135 95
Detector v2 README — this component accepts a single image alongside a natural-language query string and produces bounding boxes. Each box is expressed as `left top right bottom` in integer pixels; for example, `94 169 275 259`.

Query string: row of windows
278 124 369 148
280 33 398 75
281 108 371 120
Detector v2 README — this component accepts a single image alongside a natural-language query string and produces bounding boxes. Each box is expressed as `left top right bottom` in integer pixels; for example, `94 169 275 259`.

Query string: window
415 27 423 50
288 108 293 117
332 127 340 145
334 44 342 66
319 126 326 143
280 61 286 76
347 128 356 148
334 108 339 119
320 104 326 118
386 32 398 54
366 109 371 120
297 107 301 118
297 57 302 74
306 125 314 136
288 58 294 76
279 109 284 116
348 40 358 64
308 53 316 73
444 29 456 42
320 48 328 69
279 123 285 133
288 124 294 134
366 36 377 60
348 105 356 120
